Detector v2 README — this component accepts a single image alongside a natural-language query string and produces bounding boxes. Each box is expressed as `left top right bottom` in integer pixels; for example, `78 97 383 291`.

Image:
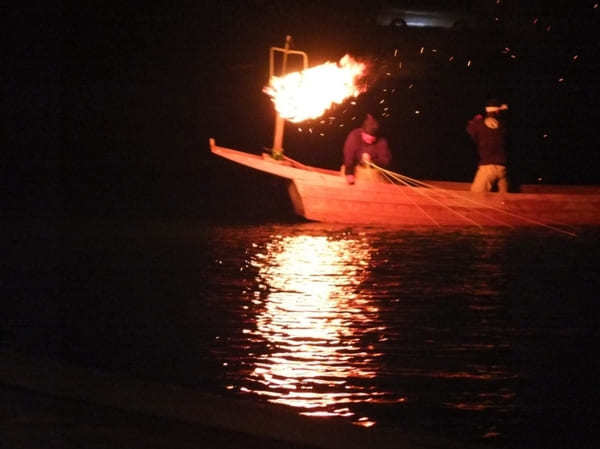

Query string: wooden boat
209 37 600 233
210 138 600 232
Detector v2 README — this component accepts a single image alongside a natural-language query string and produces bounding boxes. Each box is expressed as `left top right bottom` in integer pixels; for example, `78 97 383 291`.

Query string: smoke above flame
263 55 367 123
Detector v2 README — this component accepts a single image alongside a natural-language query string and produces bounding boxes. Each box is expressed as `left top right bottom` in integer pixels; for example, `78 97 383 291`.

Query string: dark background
4 6 600 448
6 1 600 220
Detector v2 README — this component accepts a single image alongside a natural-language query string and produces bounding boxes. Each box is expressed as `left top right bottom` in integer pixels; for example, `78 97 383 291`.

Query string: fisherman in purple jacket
467 99 510 193
342 113 392 184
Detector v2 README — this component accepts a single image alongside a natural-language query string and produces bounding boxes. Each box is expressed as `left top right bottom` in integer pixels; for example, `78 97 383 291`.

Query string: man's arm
466 114 482 141
372 138 391 167
343 132 358 175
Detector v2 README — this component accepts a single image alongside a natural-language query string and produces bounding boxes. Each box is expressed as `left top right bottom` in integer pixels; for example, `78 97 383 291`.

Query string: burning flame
263 55 367 123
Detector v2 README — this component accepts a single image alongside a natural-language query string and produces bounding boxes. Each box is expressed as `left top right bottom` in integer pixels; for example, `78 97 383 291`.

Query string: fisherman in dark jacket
467 99 509 192
342 113 392 184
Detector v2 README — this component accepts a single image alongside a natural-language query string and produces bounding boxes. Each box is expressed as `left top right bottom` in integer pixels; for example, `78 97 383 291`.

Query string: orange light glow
263 55 367 122
354 417 376 428
238 234 397 423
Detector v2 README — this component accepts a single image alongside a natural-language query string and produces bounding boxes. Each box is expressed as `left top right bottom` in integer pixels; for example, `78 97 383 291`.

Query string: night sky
7 1 600 219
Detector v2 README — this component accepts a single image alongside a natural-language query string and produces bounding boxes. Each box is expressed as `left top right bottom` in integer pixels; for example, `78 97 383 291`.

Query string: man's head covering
485 98 509 114
361 113 380 136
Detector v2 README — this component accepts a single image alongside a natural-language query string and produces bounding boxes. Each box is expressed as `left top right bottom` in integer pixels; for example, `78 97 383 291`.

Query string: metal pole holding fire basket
269 35 308 159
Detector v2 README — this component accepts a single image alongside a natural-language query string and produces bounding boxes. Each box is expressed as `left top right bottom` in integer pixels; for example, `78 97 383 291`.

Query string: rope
379 166 509 228
379 168 517 228
370 163 577 237
379 169 441 226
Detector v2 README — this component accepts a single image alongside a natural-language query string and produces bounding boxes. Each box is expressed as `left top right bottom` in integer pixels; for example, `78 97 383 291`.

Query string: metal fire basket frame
268 35 309 159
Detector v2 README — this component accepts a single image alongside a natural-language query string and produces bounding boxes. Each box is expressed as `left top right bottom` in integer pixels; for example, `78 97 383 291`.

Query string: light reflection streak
239 235 395 424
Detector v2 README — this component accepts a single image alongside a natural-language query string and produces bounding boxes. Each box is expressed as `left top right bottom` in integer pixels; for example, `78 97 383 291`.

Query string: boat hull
210 139 600 228
291 179 600 226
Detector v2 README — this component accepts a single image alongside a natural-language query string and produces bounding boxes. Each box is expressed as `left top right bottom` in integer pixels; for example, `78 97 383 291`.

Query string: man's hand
361 153 372 164
346 174 355 185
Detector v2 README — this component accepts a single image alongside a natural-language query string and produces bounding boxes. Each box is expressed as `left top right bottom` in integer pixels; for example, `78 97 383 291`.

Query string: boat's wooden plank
209 138 600 226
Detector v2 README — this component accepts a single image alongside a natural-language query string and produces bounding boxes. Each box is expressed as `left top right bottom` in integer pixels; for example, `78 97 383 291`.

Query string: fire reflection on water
238 235 403 426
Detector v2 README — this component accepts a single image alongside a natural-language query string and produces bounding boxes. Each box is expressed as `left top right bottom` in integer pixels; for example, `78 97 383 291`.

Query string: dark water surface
5 219 600 448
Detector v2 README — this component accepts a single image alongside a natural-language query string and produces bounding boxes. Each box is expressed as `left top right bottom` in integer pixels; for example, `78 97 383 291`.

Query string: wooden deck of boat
210 139 600 228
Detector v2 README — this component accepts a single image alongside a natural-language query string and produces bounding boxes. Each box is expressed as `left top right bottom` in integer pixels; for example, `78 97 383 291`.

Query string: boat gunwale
210 138 600 197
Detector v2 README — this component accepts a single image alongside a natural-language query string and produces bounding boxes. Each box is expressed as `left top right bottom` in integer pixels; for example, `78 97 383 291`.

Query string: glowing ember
263 55 367 123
